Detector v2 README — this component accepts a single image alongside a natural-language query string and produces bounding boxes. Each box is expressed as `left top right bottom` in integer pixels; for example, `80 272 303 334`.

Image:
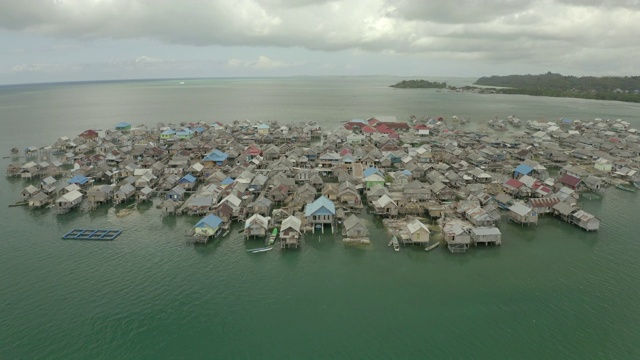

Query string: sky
1 0 639 84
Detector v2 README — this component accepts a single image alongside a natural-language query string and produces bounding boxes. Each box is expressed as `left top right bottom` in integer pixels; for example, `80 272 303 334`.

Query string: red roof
504 178 524 189
79 129 99 138
559 174 581 188
378 122 410 130
414 124 429 130
375 124 396 134
368 118 380 126
243 144 262 156
361 126 377 133
339 148 351 156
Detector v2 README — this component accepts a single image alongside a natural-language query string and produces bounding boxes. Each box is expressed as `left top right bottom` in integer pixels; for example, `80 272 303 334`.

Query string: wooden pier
62 229 123 240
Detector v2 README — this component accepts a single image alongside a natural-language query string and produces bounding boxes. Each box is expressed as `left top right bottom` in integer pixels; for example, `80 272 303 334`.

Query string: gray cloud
0 0 639 74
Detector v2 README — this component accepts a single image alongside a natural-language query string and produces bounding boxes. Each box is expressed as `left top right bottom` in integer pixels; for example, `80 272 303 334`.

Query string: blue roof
257 123 271 129
203 149 229 162
350 119 367 124
161 129 176 135
363 167 383 178
305 195 336 217
194 214 222 229
180 174 197 183
402 169 412 175
561 118 573 123
176 129 194 136
115 122 131 128
191 127 204 133
514 164 534 175
68 175 89 185
221 177 234 185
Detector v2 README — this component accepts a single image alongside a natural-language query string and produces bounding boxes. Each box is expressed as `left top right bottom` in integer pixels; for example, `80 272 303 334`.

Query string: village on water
7 115 640 253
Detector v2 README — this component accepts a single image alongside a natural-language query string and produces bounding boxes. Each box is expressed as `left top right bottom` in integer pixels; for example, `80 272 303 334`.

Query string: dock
62 229 123 240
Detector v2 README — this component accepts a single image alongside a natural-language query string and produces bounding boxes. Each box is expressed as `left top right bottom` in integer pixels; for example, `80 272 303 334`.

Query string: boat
388 236 400 251
633 181 640 190
615 183 636 192
424 242 439 252
268 228 278 245
247 246 273 253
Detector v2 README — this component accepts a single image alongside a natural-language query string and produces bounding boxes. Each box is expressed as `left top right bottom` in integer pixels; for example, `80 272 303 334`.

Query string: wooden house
295 183 317 204
250 196 272 216
342 214 369 238
470 227 502 246
321 183 339 201
405 219 431 246
443 223 471 253
571 210 600 231
280 216 302 248
114 184 136 204
304 196 336 233
136 186 154 202
40 176 58 195
508 202 538 225
54 189 83 214
372 194 398 217
244 213 269 239
86 185 114 204
364 173 385 190
20 185 40 201
29 192 50 208
193 214 223 241
268 184 290 205
528 196 561 215
167 185 186 201
338 181 361 207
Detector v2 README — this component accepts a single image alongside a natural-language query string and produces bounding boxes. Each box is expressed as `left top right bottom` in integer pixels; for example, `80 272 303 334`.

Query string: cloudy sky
1 0 639 84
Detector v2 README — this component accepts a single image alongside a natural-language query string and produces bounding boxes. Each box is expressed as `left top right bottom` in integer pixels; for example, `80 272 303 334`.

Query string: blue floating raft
62 229 123 241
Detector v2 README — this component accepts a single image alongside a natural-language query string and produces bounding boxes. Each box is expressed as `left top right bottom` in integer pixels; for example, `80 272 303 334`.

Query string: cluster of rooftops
8 114 639 252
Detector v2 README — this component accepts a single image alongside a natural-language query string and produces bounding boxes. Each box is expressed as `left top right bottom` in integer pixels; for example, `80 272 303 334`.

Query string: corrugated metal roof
305 196 336 217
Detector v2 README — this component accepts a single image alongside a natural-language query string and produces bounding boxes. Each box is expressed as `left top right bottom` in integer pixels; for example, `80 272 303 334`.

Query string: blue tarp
304 196 336 217
514 164 534 176
195 214 223 229
68 175 89 185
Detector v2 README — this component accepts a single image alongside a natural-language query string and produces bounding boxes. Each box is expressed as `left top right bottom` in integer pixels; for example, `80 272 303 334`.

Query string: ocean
1 76 639 359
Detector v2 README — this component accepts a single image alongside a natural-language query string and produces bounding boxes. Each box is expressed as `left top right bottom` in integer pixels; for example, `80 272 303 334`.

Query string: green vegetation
390 80 447 89
474 72 640 103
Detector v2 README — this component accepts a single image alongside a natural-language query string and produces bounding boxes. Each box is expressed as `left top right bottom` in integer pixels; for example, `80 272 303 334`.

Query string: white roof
407 219 430 234
245 213 269 229
62 190 83 202
281 216 302 231
471 227 501 236
373 194 396 208
509 202 533 216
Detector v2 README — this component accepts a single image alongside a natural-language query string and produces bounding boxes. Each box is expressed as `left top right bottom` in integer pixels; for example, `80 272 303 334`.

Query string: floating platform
62 229 123 241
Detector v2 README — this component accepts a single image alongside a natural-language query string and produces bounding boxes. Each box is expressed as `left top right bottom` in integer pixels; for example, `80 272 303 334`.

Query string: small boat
424 242 439 252
615 183 636 192
247 246 273 253
388 236 400 251
268 228 278 245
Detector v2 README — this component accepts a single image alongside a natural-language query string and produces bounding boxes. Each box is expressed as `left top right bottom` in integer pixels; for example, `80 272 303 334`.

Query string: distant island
390 73 640 103
474 72 640 103
390 80 447 89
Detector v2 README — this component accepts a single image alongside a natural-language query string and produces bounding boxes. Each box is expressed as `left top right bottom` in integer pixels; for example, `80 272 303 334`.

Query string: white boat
424 242 439 252
247 246 273 253
388 236 400 251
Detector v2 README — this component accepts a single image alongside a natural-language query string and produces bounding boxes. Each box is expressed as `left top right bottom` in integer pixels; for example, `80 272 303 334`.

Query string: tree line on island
390 72 640 103
390 80 447 89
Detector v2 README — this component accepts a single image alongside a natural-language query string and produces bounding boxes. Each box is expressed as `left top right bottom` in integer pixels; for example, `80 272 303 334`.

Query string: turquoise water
1 77 640 359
